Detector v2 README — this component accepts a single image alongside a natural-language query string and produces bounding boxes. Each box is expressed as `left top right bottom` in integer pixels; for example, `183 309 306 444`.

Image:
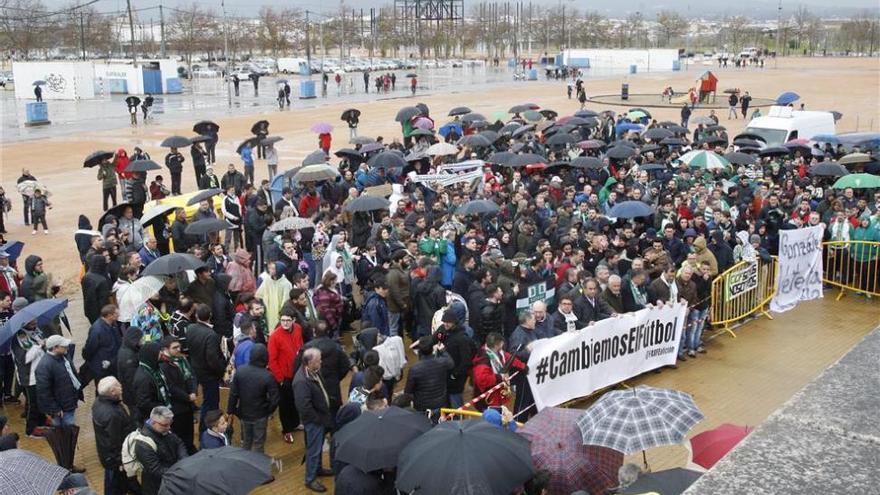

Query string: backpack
121 429 157 478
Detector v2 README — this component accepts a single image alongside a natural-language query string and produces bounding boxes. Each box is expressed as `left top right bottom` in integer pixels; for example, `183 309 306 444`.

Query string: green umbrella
492 110 508 122
523 110 543 122
832 173 880 189
627 110 648 120
680 150 731 170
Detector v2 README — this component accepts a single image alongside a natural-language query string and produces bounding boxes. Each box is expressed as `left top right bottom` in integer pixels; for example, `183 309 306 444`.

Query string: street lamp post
222 0 231 107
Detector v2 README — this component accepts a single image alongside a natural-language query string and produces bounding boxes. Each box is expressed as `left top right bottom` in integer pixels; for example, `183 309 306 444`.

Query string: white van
744 106 836 146
277 57 308 74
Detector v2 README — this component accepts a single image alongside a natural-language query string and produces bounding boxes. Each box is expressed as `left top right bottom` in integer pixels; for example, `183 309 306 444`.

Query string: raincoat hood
87 254 107 273
215 273 231 292
78 214 93 230
123 327 144 351
138 341 161 368
249 343 269 367
233 249 251 265
24 255 42 276
693 236 708 252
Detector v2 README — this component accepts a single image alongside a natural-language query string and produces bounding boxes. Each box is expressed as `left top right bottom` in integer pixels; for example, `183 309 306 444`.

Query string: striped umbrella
680 150 731 170
521 407 623 495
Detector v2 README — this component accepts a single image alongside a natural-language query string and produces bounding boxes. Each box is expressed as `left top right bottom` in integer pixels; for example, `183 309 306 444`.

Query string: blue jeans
198 379 220 431
303 422 325 483
389 312 401 337
448 393 463 409
52 410 76 427
687 309 707 351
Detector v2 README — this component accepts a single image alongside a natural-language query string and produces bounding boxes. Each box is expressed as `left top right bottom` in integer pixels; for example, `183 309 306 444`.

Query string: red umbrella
520 407 623 495
690 423 752 469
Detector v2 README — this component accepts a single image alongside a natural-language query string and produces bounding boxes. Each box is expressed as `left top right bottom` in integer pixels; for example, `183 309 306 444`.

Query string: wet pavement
1 64 639 142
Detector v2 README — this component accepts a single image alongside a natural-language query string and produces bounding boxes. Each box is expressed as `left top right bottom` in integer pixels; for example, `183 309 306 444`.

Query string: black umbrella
236 138 259 154
345 195 391 212
705 124 727 133
724 152 756 166
125 95 141 107
43 425 79 469
350 136 376 145
396 419 535 495
190 134 212 143
396 106 422 123
665 125 688 135
507 153 545 168
479 130 501 143
125 159 162 172
341 108 361 121
335 148 364 162
457 199 500 216
368 150 407 169
641 163 667 172
608 200 654 219
458 134 492 148
565 116 598 128
415 102 430 116
697 136 728 147
575 109 600 118
643 128 673 141
193 120 220 134
509 104 535 114
611 139 638 148
571 157 604 169
500 122 523 134
184 218 229 236
460 113 487 124
511 125 536 138
733 138 763 149
619 468 702 495
809 162 849 177
546 133 577 146
470 120 489 129
449 106 472 116
186 188 223 206
160 136 191 148
759 146 791 157
83 150 114 168
606 146 636 160
410 128 435 138
260 135 284 145
250 120 269 135
141 253 207 277
406 72 418 78
302 149 328 166
160 446 272 495
660 137 687 147
333 407 432 472
540 109 558 120
99 202 135 228
831 110 843 122
405 149 428 161
657 120 678 128
733 132 766 143
140 204 178 227
487 151 515 165
738 146 763 154
640 144 662 154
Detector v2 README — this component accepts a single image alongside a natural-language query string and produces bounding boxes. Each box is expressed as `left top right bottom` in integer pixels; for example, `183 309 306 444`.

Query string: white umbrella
118 276 165 322
16 180 51 197
270 216 315 232
427 142 459 156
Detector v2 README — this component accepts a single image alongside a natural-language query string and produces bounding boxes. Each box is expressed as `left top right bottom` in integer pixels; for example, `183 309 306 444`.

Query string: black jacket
185 322 227 381
293 365 333 428
159 356 196 414
81 255 111 324
478 299 504 345
412 269 446 334
443 325 475 394
132 343 168 424
35 352 83 415
572 293 612 324
621 280 646 313
405 352 454 412
465 282 487 335
549 310 582 335
91 395 135 470
135 424 188 495
211 274 235 338
295 336 352 412
117 327 143 410
227 344 279 421
82 317 121 378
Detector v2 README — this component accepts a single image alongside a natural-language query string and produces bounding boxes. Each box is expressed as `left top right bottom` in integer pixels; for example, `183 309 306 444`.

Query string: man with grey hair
600 274 625 314
294 347 333 492
595 265 611 291
92 376 138 495
530 301 553 339
135 405 188 495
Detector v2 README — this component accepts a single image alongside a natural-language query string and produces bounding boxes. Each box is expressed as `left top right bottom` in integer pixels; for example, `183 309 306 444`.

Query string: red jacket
267 323 304 383
471 348 525 409
299 195 320 217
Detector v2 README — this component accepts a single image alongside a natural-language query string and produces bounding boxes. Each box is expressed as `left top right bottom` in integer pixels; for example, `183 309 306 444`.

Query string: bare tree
0 0 54 59
723 15 750 51
167 4 217 70
655 10 688 47
57 4 116 58
256 7 302 62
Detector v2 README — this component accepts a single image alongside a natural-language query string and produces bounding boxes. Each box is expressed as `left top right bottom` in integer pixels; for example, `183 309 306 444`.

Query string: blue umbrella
608 201 654 219
438 122 463 138
776 91 800 105
811 134 840 144
615 122 643 138
0 241 25 264
0 299 69 347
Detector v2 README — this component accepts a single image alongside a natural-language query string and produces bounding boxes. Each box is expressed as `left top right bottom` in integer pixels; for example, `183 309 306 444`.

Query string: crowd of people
0 94 878 495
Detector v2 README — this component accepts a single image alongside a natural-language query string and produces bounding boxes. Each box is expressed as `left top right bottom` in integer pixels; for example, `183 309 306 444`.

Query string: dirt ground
0 56 877 494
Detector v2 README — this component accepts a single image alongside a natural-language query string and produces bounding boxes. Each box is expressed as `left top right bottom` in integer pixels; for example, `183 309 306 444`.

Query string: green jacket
418 237 447 260
97 162 118 188
849 227 880 262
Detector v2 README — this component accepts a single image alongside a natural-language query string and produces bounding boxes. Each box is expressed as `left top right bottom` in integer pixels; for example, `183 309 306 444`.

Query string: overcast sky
45 0 880 19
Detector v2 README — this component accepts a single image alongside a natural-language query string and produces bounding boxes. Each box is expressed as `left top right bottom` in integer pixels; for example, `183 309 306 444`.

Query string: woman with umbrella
95 153 118 211
142 93 154 120
342 109 360 141
126 96 140 126
113 149 133 202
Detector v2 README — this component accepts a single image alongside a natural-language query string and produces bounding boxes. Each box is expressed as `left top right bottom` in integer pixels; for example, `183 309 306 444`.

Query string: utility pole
126 0 137 63
159 4 166 58
222 0 231 107
79 11 86 60
776 0 782 68
306 10 312 79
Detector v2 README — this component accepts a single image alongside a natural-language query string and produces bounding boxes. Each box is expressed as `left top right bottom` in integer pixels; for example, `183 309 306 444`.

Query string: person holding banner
508 311 540 419
471 332 526 411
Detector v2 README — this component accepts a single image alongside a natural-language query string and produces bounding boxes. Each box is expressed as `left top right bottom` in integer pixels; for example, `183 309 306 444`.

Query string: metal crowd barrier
822 241 880 299
709 257 778 337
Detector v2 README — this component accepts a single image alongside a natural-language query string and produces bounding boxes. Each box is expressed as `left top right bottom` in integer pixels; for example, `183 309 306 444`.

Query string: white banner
526 302 688 411
770 225 824 313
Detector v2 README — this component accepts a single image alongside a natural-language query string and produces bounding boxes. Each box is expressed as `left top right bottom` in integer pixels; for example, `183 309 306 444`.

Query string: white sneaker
43 230 49 235
31 230 37 235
